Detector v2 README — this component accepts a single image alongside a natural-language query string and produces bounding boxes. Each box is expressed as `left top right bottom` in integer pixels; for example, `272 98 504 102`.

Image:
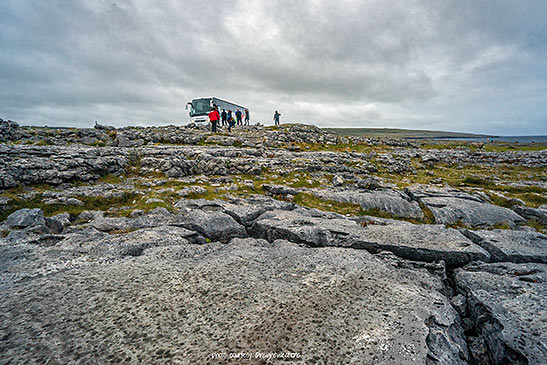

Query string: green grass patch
492 222 512 230
527 219 546 233
0 192 141 222
418 201 436 224
263 171 324 189
445 219 470 229
97 174 124 185
419 142 477 152
515 193 547 208
108 228 138 235
359 207 397 219
34 139 54 146
461 177 491 186
486 190 547 209
293 193 365 216
281 141 386 154
487 193 514 208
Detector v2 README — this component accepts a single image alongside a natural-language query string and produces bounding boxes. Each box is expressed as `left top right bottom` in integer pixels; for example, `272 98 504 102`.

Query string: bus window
190 98 211 117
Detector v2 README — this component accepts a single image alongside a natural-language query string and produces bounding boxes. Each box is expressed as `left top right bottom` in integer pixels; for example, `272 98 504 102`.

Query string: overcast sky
1 1 546 135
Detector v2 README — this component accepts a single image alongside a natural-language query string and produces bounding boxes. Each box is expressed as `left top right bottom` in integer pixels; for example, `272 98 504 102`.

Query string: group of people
208 107 250 132
208 107 282 132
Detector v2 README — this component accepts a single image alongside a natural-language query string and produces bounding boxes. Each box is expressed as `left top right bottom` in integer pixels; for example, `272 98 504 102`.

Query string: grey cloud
0 0 546 134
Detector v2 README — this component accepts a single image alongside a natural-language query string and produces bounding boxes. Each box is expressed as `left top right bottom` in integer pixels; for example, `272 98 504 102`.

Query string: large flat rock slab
421 197 525 228
251 209 490 266
463 229 547 263
311 189 424 220
513 206 547 226
0 237 468 364
406 186 485 203
0 226 204 286
175 196 294 226
454 262 547 364
407 186 527 228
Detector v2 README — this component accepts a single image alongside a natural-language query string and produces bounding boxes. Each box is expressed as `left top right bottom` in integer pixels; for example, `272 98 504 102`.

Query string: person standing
244 109 250 125
235 109 242 126
273 110 281 126
227 110 234 132
221 109 227 126
209 107 220 133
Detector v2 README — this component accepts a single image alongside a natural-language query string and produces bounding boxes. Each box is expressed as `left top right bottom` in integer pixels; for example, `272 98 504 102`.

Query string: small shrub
97 174 123 184
492 222 511 230
527 219 546 233
34 139 53 146
446 219 469 229
461 177 491 186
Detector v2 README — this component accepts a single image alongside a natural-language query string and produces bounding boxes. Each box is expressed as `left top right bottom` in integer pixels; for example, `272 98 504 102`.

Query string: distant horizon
4 117 547 138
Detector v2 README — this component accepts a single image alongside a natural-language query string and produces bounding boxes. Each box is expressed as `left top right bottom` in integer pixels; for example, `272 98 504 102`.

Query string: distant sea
432 135 547 143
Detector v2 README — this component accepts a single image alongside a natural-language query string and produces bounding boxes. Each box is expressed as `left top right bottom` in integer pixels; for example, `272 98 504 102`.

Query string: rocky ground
1 118 546 364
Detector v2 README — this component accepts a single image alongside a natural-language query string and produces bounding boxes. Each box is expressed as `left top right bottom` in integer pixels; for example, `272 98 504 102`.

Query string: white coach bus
185 97 248 124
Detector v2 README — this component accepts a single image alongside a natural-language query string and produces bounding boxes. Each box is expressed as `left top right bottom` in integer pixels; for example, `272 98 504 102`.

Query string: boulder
145 198 164 204
44 217 64 234
0 196 12 212
89 215 131 232
43 197 84 206
357 177 383 190
462 229 547 263
455 262 547 364
52 212 71 228
332 175 344 186
93 122 115 131
6 208 45 229
261 184 299 196
176 186 207 197
178 210 247 243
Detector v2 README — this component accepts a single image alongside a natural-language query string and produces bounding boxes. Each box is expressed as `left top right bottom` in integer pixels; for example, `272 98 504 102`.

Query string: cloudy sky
1 1 546 135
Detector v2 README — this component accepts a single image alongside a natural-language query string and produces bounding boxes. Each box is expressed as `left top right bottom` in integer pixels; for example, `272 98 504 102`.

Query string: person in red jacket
208 107 220 132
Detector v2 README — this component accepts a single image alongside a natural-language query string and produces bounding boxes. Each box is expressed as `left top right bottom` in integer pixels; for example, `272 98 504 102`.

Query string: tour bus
186 97 248 124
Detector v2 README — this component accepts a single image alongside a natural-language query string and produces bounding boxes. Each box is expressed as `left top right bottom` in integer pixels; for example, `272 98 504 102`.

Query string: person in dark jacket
209 107 220 133
227 110 234 132
244 109 250 125
221 109 227 126
235 109 242 126
273 110 281 126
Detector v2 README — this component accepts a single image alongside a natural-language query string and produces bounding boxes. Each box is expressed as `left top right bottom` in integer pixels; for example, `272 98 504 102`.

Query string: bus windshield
189 98 211 117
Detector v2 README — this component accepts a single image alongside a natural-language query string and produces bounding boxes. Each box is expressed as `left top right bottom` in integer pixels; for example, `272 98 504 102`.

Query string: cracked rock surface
1 121 546 364
454 262 547 364
251 209 490 266
1 235 468 364
463 229 547 263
